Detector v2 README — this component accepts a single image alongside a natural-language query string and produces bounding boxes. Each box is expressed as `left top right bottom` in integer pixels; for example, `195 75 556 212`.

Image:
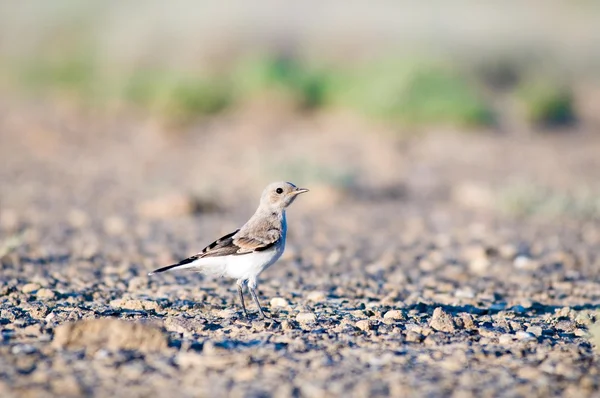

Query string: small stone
270 297 288 308
526 325 543 337
429 307 456 333
215 309 236 319
478 326 497 337
455 288 475 299
575 312 592 326
306 291 326 302
383 310 405 320
296 312 317 323
516 331 536 341
35 288 56 300
554 320 575 332
21 283 41 294
514 256 538 270
457 313 476 330
355 320 374 331
53 319 168 353
110 299 161 311
555 307 571 319
509 321 523 332
406 331 424 343
469 258 490 273
28 304 49 319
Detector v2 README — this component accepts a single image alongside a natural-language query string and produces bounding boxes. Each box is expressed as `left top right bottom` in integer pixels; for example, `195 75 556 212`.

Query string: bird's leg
236 279 248 318
249 286 270 320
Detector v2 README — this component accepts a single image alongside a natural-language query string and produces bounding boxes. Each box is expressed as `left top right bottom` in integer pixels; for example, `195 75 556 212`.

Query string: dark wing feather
233 235 278 253
149 228 280 274
149 229 239 274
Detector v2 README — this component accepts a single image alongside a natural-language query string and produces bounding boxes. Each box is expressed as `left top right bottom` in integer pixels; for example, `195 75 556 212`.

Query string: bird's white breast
225 212 287 280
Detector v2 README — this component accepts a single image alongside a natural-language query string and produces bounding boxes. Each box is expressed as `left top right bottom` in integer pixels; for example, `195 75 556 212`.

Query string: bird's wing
149 228 280 274
232 232 280 254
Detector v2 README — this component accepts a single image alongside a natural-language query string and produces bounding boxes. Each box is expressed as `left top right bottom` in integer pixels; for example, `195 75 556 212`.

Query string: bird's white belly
224 246 283 280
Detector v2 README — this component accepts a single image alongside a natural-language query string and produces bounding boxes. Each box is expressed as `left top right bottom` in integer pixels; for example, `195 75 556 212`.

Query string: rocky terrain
1 100 600 397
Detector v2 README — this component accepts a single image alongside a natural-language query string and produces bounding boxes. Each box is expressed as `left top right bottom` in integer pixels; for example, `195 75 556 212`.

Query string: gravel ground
1 100 600 397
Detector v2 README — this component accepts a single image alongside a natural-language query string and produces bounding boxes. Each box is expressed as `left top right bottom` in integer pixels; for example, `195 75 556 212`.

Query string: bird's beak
293 187 309 195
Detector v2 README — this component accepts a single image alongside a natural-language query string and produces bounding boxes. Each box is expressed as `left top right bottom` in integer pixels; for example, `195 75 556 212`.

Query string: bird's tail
148 254 201 276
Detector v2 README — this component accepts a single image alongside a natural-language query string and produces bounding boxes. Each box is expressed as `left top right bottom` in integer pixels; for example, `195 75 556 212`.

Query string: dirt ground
1 99 600 397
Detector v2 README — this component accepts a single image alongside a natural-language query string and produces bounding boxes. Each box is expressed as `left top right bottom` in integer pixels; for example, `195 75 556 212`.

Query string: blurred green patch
516 78 576 127
323 59 493 127
124 71 232 123
17 55 101 100
3 54 511 129
230 55 329 109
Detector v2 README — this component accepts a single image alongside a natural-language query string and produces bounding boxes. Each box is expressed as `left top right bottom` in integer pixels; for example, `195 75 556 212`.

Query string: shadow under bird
148 181 309 319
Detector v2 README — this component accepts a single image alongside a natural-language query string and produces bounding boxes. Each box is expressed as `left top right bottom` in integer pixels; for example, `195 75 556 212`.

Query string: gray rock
526 325 543 337
35 288 56 299
355 319 375 331
383 310 405 321
296 312 317 323
21 283 40 294
53 319 169 353
429 307 456 333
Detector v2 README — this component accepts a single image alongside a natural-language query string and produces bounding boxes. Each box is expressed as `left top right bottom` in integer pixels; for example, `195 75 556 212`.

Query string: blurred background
3 4 600 397
1 0 600 222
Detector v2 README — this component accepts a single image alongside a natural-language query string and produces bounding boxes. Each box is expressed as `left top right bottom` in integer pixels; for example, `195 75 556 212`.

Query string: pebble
306 291 327 302
516 331 536 341
526 325 543 337
457 313 476 330
296 312 317 323
383 310 405 320
21 283 41 294
270 297 288 308
355 320 374 331
35 288 56 299
53 319 168 353
109 299 161 311
455 288 475 299
429 307 456 333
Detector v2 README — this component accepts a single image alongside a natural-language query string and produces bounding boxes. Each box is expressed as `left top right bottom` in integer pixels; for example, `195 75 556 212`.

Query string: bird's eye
276 188 283 194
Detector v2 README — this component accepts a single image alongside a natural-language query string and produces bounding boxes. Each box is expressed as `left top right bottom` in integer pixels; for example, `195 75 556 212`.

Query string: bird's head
260 181 309 211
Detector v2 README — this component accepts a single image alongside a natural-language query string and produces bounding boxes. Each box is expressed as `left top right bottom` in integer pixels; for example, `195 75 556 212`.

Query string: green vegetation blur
0 1 598 129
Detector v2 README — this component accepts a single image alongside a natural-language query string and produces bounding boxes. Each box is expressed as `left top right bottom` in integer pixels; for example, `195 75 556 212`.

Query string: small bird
149 182 308 319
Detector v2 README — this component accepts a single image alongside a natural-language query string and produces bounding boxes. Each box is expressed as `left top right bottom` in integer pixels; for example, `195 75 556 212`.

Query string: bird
148 181 308 319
